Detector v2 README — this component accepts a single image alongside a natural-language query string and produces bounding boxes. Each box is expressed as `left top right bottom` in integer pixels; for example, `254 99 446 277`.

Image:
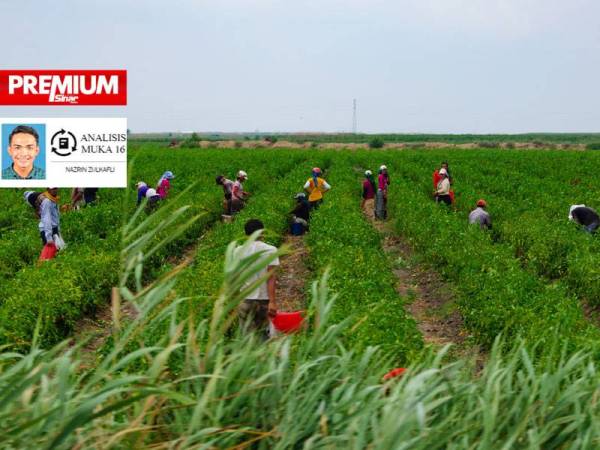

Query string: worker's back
469 207 491 229
572 207 599 226
233 240 279 299
293 201 310 221
307 177 326 201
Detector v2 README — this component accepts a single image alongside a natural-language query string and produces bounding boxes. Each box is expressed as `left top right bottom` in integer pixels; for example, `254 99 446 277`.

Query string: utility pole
352 98 357 134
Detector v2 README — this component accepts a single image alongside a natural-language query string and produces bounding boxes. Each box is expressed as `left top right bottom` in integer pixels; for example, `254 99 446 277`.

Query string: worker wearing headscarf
361 169 377 219
136 181 149 206
303 167 331 209
433 161 453 186
156 171 175 199
375 165 390 220
28 188 62 260
569 204 600 233
434 169 452 205
290 193 311 235
216 175 234 215
433 162 455 203
231 170 250 214
145 188 162 212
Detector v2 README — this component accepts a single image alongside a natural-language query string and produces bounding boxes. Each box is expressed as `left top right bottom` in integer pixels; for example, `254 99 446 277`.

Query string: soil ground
379 227 464 346
277 234 310 312
71 239 199 366
370 214 484 364
71 230 311 363
582 301 600 328
70 290 138 369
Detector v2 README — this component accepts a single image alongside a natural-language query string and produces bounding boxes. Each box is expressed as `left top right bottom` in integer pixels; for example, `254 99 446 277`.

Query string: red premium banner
0 70 127 105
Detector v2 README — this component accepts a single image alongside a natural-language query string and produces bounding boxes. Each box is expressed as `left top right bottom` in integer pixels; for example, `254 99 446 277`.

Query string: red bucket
383 367 406 381
272 311 304 334
39 243 57 261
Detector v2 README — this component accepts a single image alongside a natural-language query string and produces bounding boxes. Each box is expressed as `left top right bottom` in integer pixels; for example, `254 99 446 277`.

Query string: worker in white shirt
233 219 280 337
434 168 452 205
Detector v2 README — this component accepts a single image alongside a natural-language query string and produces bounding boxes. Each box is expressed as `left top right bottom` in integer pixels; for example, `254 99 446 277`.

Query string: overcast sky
1 0 599 133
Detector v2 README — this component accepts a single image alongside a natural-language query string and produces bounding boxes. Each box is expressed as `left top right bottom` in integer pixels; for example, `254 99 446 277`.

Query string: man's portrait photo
2 124 46 180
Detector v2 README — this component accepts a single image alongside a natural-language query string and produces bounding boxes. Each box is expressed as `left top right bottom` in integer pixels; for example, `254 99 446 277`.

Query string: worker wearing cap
569 204 600 233
361 169 377 219
231 170 250 213
304 167 331 209
375 165 390 220
469 199 492 229
434 169 452 205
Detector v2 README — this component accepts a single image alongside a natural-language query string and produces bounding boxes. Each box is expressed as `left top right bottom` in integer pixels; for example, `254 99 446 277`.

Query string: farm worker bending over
83 188 99 205
569 204 600 234
216 175 235 215
304 167 331 209
469 199 492 229
375 165 390 220
70 188 85 210
136 182 149 206
361 169 377 219
25 188 62 261
231 170 250 213
156 171 175 199
145 188 161 213
234 219 280 338
434 169 452 206
290 193 311 235
71 187 99 210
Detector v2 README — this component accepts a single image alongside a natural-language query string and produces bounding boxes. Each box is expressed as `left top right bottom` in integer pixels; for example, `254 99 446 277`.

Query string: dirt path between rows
378 225 463 346
277 234 310 312
582 301 600 328
70 238 199 367
71 289 138 368
71 231 310 364
370 216 483 362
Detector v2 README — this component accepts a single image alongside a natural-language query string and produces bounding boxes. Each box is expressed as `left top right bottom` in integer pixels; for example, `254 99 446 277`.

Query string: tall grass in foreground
1 207 600 448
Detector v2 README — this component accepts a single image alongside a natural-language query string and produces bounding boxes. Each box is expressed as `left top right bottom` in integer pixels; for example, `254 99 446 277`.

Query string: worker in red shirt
361 169 377 219
375 165 390 220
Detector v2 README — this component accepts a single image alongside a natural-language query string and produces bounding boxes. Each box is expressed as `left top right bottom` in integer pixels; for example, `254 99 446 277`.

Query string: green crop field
132 132 600 146
2 144 600 448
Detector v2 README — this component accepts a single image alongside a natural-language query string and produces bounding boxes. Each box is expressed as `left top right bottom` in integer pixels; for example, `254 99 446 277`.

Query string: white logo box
0 118 127 188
